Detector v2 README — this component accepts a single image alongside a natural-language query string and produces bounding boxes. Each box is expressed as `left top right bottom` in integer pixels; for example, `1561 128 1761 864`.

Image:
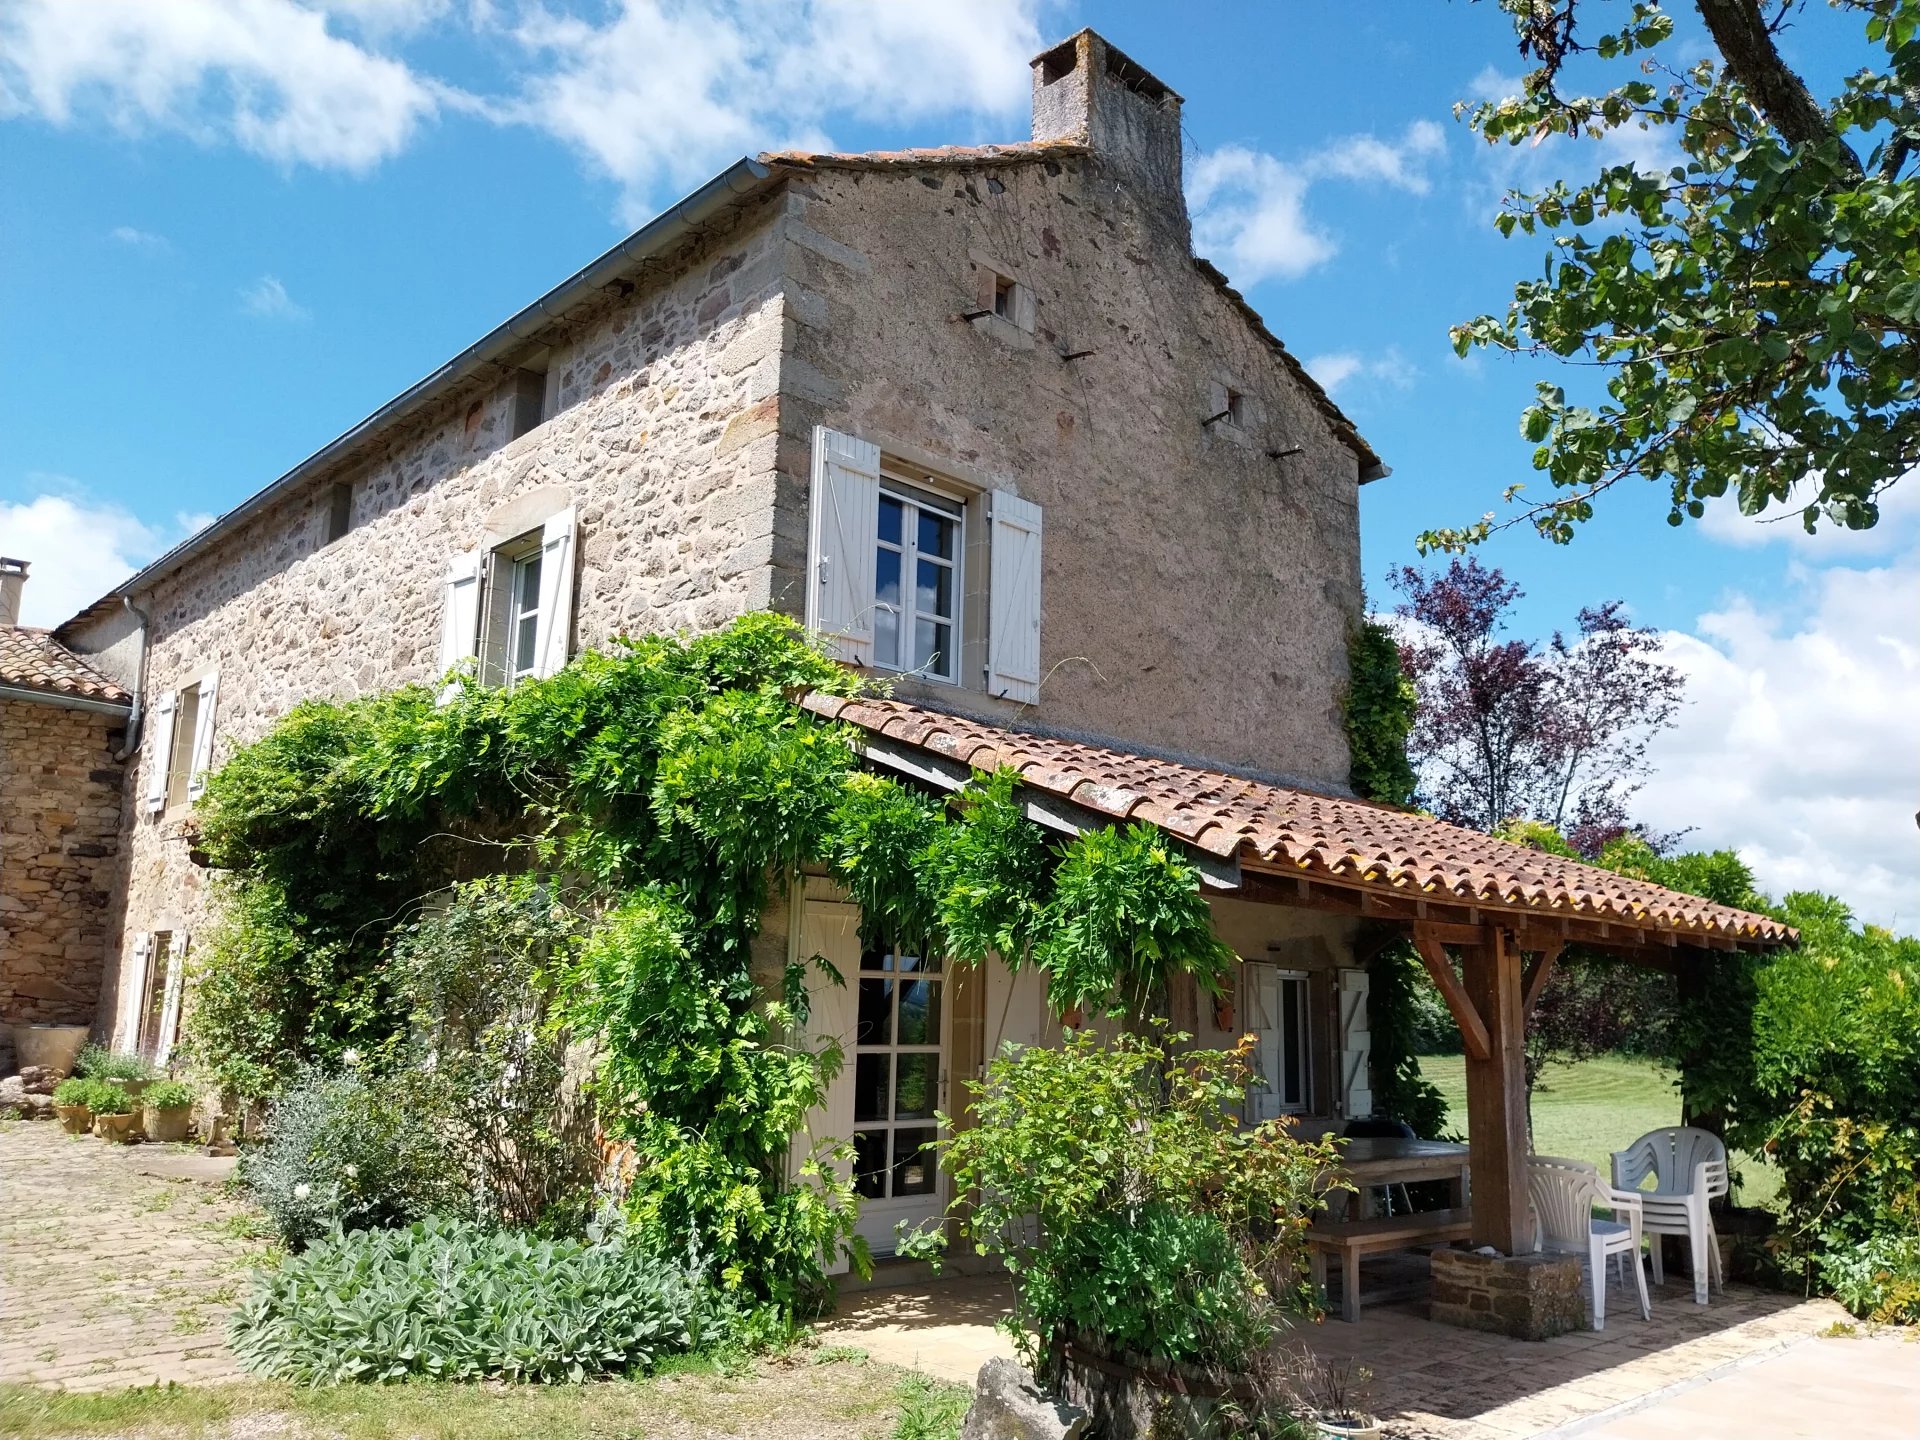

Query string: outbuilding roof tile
0 627 131 704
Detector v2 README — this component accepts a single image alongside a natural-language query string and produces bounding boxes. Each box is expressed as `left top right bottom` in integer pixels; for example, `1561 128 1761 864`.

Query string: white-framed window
437 504 577 700
807 426 1043 704
144 670 219 816
875 478 963 683
495 533 546 684
1247 963 1312 1118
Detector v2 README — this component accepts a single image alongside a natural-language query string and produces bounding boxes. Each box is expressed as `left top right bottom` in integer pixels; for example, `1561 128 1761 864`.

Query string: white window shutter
118 933 151 1051
987 491 1043 704
186 671 219 800
794 895 862 1275
806 427 880 665
1338 968 1373 1120
436 550 485 702
144 693 176 815
1245 964 1282 1123
155 932 188 1067
531 506 577 678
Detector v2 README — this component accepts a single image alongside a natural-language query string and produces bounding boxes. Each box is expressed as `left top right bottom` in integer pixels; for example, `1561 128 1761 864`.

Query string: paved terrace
821 1268 1920 1439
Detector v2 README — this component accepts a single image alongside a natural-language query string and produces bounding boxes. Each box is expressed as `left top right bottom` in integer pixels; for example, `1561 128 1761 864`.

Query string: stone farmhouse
18 32 1789 1275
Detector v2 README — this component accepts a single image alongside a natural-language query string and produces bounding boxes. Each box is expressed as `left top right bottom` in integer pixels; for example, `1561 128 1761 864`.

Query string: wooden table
1338 1137 1471 1218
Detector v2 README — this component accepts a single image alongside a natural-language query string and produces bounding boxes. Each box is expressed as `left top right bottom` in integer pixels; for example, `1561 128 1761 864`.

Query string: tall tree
1433 0 1920 551
1392 558 1684 836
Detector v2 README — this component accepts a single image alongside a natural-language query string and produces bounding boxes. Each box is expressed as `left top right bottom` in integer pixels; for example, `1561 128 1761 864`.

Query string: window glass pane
853 1129 888 1200
515 551 543 608
895 952 941 974
892 1128 937 1196
874 547 902 667
916 557 953 619
894 1055 936 1120
878 495 903 546
914 619 952 676
862 946 894 973
896 979 940 1046
857 979 893 1046
1281 979 1304 1107
855 1054 890 1123
917 508 955 561
513 613 539 676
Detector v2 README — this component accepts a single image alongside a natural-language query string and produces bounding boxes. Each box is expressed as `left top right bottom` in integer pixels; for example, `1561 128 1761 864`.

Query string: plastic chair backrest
1614 1127 1728 1197
1528 1155 1601 1251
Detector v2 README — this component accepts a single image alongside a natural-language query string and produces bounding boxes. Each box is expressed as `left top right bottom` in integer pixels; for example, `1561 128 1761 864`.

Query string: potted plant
141 1079 196 1143
1307 1358 1380 1440
88 1083 137 1143
51 1077 97 1135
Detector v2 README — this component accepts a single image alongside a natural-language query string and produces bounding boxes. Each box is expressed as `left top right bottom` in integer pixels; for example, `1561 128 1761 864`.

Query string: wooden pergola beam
1411 925 1491 1061
1522 942 1564 1016
1460 924 1531 1256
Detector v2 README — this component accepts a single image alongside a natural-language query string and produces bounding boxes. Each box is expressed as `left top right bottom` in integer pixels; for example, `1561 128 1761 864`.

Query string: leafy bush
86 1082 134 1116
73 1045 151 1082
52 1076 102 1108
1820 1233 1920 1326
228 1215 705 1383
240 1065 468 1247
938 1028 1345 1372
143 1080 196 1110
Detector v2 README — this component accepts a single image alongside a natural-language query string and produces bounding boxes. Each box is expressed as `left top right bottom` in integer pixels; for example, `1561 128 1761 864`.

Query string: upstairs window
325 482 354 543
501 537 545 684
144 670 219 816
875 480 963 683
436 504 577 699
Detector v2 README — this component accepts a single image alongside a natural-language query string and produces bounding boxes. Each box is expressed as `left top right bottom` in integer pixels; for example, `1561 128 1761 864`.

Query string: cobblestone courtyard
0 1120 260 1392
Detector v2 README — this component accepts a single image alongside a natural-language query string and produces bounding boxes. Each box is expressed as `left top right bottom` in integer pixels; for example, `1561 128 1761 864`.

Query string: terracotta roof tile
0 627 130 704
802 694 1794 946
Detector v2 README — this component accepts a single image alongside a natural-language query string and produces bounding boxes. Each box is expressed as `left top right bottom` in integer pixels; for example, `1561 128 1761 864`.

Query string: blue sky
1 1 1914 923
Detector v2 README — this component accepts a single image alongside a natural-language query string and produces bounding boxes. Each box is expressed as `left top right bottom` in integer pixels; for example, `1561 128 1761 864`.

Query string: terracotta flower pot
53 1103 93 1135
143 1104 193 1144
1316 1412 1383 1440
92 1112 137 1143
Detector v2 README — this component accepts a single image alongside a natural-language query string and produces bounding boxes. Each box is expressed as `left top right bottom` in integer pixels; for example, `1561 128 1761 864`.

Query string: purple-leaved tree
1390 558 1684 846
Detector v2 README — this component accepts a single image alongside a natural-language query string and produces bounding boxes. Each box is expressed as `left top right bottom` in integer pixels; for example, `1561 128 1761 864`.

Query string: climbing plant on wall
185 613 1235 1316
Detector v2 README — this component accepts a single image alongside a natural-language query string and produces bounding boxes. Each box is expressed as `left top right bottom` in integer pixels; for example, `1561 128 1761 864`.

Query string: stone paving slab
0 1119 269 1393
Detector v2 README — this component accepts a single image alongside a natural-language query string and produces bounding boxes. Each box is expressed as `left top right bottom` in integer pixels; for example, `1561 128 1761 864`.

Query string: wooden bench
1307 1207 1474 1322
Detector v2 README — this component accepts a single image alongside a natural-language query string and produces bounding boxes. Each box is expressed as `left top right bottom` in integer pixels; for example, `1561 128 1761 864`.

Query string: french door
850 940 948 1252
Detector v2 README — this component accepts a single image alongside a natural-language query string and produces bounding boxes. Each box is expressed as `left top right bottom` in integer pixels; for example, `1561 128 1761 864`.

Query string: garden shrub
72 1044 152 1083
228 1215 705 1383
241 1065 469 1247
142 1079 196 1110
937 1027 1346 1372
1819 1233 1920 1326
52 1077 117 1110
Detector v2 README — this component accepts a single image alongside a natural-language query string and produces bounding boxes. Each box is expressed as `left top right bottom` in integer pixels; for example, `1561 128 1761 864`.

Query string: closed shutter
1338 968 1373 1120
987 491 1043 704
806 427 880 665
155 932 189 1067
436 550 485 702
144 693 176 815
118 933 151 1051
531 505 577 678
186 671 219 800
794 894 862 1275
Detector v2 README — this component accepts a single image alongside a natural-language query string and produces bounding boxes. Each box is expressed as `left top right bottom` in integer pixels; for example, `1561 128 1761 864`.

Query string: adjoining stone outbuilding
0 559 130 1061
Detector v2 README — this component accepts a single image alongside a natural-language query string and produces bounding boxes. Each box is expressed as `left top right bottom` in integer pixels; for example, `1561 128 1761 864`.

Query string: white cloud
242 274 309 320
1188 122 1447 285
110 224 168 248
0 491 179 627
0 0 441 171
1637 558 1920 931
1305 347 1417 397
1697 472 1920 560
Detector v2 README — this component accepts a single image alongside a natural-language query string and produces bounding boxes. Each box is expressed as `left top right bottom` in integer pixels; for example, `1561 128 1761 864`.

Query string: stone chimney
0 557 26 628
1031 30 1185 225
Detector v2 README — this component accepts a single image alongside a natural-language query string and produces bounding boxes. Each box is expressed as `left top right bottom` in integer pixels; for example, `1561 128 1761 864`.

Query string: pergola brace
1522 942 1564 1016
1411 925 1492 1062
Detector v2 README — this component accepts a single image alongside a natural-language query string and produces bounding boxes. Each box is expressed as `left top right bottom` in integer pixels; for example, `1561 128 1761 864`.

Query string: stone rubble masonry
0 698 125 1027
1430 1245 1587 1342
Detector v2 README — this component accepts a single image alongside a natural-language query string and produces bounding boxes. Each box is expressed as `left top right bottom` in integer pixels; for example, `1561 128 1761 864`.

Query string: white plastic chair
1612 1127 1728 1305
1528 1155 1650 1330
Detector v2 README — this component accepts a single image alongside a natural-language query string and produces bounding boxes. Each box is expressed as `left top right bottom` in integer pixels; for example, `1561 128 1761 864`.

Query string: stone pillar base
1430 1247 1585 1341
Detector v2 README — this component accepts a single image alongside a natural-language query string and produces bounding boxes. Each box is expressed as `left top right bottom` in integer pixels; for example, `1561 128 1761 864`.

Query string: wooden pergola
801 692 1797 1259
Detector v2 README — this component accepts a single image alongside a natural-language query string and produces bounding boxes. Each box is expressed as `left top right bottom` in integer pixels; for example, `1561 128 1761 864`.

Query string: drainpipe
112 593 150 762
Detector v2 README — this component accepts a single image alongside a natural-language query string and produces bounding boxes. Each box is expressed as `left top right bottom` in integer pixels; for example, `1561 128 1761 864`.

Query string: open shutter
1245 964 1284 1123
531 506 577 678
186 672 219 801
155 932 188 1067
144 693 176 815
987 491 1043 704
1338 968 1373 1120
806 427 880 665
118 933 152 1052
794 893 862 1275
436 550 485 702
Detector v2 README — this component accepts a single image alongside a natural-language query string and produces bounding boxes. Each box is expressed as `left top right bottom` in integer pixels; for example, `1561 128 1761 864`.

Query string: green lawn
1417 1052 1781 1208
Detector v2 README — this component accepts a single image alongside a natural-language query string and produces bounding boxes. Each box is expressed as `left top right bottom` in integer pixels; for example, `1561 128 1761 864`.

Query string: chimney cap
1030 29 1184 105
0 557 28 577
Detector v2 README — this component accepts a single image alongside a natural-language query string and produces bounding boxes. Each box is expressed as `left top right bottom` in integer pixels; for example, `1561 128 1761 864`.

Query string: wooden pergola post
1460 925 1530 1254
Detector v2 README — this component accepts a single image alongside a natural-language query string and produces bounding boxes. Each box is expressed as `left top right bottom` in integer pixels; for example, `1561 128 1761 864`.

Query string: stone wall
1430 1246 1586 1340
0 698 124 1026
768 155 1366 785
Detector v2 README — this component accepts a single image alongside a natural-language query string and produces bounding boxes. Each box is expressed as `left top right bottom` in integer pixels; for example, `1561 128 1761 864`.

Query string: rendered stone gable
765 154 1364 784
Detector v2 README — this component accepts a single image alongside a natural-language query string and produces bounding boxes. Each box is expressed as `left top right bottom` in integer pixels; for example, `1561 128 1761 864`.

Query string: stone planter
92 1111 138 1143
7 1023 89 1076
1315 1413 1384 1440
53 1103 93 1135
1430 1247 1584 1340
1051 1338 1262 1440
143 1104 194 1143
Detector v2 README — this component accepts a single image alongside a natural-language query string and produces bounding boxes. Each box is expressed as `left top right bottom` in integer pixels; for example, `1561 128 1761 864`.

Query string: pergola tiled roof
0 627 130 705
801 694 1793 949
